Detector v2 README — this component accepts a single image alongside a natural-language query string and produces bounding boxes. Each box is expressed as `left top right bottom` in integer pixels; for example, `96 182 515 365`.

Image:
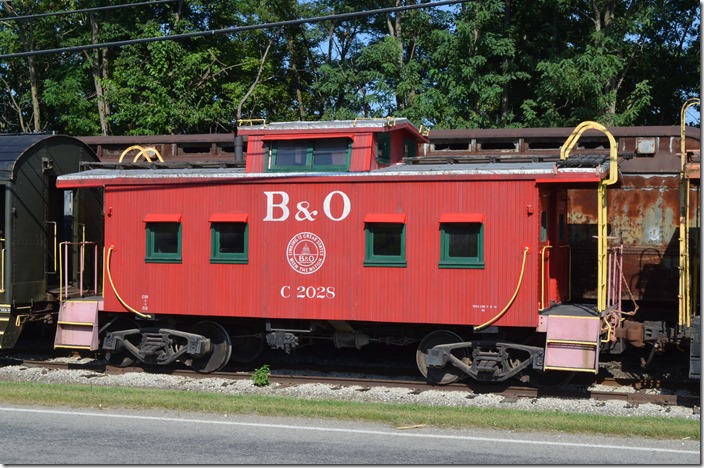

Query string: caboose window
364 216 406 267
438 214 484 269
376 133 391 164
145 222 182 263
267 138 351 172
211 222 248 264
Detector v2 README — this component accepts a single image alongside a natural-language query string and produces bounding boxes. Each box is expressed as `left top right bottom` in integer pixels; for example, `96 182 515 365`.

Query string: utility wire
0 0 179 23
0 0 470 59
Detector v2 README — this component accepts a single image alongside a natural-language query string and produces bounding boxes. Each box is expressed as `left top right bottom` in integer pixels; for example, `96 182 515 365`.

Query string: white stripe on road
1 406 698 455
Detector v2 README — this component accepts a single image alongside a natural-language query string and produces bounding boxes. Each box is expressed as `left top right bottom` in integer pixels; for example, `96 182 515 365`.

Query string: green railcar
0 134 101 348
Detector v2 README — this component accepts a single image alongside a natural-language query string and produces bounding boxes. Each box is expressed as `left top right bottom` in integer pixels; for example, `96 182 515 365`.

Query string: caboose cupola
239 118 428 173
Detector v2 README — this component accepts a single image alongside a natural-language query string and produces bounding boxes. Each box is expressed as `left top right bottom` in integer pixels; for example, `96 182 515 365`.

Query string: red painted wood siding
101 174 544 328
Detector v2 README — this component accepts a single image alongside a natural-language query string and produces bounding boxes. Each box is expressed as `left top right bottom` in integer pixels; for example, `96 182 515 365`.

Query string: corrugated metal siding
103 176 545 328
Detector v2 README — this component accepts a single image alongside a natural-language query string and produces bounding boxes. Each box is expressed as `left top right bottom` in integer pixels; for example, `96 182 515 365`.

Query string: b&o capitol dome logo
286 232 326 274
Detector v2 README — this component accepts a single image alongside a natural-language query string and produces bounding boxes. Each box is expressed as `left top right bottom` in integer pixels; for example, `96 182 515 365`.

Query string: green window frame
376 132 391 164
438 214 485 269
266 138 351 172
145 214 182 263
210 214 248 264
364 214 406 267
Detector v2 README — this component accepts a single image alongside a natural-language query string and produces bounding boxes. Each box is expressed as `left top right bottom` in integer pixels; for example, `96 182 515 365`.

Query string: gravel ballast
0 356 699 421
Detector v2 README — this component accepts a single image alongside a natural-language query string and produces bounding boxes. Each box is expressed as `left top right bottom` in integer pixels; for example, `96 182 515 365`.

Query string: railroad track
1 355 699 410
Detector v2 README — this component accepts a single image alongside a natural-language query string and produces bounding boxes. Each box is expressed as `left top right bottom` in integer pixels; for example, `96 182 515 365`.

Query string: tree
0 0 698 134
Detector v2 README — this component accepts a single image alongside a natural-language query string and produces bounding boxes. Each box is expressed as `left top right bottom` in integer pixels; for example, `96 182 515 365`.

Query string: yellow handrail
474 246 530 332
561 121 618 312
681 98 699 173
353 116 397 127
540 245 552 311
679 98 699 328
118 145 164 163
80 223 85 274
59 241 63 302
237 119 266 127
560 121 618 185
102 246 106 297
106 245 151 319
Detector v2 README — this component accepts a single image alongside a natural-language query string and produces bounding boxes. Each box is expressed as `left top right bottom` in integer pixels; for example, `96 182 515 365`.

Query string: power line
0 0 470 60
0 0 179 23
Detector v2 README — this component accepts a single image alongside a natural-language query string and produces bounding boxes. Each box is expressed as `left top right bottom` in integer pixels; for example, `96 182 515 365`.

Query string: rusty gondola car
423 125 701 377
53 119 697 384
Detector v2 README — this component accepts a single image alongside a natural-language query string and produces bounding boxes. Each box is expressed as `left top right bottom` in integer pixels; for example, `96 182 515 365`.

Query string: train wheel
416 330 469 385
189 321 232 373
102 317 139 368
230 331 266 364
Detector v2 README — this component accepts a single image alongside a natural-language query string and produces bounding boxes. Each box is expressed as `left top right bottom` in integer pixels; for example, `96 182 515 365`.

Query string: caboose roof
237 118 429 143
57 160 607 188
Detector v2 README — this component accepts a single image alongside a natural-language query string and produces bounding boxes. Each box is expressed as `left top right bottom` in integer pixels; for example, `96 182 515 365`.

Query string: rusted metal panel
568 174 681 303
685 162 700 180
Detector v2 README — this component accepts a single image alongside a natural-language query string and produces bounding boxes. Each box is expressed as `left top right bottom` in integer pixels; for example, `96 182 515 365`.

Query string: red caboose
56 119 625 384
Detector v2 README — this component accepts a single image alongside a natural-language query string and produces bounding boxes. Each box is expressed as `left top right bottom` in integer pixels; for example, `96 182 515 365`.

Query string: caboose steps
54 299 102 351
538 304 601 373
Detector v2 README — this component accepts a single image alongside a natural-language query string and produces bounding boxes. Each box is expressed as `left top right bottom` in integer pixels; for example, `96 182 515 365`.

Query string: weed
252 364 271 387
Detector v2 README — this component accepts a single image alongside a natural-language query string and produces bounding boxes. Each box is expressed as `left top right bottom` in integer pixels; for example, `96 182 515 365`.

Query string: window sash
439 222 484 269
146 222 182 263
268 139 351 171
211 222 248 264
364 222 406 267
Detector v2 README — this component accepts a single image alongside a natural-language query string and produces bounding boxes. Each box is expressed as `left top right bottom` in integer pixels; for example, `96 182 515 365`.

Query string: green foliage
0 0 698 134
251 364 271 387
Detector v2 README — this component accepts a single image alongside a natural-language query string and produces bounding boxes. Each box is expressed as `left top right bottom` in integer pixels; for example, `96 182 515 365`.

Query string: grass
0 380 699 440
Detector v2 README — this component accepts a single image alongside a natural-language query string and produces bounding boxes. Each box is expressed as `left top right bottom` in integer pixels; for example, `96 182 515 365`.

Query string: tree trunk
237 41 272 120
7 1 41 132
27 54 40 132
89 13 110 135
387 1 406 111
285 34 306 120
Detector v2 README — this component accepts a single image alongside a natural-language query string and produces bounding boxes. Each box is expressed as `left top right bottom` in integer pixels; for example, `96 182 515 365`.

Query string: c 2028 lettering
280 285 336 299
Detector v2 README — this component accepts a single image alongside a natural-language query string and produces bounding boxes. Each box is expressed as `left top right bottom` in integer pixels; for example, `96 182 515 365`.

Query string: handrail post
561 121 618 313
63 242 69 299
94 244 98 296
79 242 84 297
540 245 552 311
679 98 699 329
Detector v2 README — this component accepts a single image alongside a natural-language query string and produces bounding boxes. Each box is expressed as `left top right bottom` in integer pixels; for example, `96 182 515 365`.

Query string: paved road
0 405 699 464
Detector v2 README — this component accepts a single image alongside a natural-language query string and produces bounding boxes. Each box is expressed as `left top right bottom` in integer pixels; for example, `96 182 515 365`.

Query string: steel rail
2 357 699 409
